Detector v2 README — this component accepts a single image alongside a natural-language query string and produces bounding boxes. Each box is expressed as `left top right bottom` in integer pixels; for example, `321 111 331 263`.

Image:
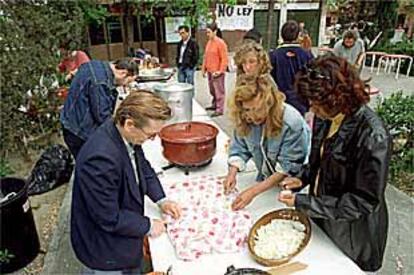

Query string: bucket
154 82 193 124
0 177 40 273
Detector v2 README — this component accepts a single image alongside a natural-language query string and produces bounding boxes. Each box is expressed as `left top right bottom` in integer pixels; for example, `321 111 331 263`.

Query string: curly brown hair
294 55 370 115
228 74 285 137
233 41 272 76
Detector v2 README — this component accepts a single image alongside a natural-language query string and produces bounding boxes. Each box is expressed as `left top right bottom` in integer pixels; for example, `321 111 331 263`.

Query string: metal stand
161 159 213 175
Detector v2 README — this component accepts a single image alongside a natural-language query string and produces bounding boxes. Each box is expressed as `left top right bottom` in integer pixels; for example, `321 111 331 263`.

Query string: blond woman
224 75 310 210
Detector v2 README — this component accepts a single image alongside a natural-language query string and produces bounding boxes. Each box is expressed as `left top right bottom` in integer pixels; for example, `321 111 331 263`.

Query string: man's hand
279 177 303 190
212 71 221 78
160 200 182 220
231 187 256 211
149 219 166 238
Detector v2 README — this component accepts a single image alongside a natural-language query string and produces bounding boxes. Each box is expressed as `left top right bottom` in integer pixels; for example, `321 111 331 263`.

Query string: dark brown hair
113 58 139 76
343 30 357 40
114 90 171 128
294 55 370 115
281 20 299 42
207 22 218 32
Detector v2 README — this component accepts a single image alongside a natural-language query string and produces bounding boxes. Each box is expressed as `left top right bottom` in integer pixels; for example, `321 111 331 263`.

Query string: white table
143 101 364 275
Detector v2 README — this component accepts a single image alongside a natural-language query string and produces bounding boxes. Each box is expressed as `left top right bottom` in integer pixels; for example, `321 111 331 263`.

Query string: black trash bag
28 144 74 195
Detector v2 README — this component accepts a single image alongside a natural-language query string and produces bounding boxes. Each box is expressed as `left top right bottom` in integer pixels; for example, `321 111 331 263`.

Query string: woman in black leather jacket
278 55 391 273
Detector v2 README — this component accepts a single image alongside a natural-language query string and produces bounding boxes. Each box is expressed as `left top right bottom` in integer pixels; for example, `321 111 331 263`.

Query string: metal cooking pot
154 82 193 124
159 122 218 167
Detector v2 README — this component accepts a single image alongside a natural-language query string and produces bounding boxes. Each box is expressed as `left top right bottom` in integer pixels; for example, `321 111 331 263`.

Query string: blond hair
233 41 272 77
228 75 285 137
114 90 171 128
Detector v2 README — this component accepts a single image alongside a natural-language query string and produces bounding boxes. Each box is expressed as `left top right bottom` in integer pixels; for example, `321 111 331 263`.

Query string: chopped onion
253 219 306 260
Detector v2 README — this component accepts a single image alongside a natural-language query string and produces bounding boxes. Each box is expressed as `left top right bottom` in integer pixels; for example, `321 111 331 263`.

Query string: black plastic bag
28 144 73 195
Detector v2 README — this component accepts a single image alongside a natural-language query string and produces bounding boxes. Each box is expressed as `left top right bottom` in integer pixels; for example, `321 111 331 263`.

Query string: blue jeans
178 66 195 86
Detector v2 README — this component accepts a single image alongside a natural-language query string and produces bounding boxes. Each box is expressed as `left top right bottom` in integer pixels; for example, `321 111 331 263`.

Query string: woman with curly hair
223 74 310 210
233 41 272 77
279 55 391 273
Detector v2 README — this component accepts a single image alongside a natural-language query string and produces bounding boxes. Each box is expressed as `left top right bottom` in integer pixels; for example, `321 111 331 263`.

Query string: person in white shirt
176 25 199 87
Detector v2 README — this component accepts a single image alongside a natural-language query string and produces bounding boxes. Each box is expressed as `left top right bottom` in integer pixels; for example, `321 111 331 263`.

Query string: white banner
216 4 254 31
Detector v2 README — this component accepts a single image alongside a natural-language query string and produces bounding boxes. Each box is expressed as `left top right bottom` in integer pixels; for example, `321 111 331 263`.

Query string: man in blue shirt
60 58 139 158
270 20 314 115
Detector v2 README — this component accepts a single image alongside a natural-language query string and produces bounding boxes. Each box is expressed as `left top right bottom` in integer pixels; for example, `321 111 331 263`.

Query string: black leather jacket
176 38 199 69
295 106 391 272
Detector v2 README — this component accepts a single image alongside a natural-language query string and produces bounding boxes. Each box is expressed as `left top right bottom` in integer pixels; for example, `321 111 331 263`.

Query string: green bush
376 91 414 196
0 1 106 158
0 159 14 178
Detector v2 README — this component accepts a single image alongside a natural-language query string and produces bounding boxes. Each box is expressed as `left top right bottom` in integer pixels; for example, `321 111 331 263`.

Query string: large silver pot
154 82 193 124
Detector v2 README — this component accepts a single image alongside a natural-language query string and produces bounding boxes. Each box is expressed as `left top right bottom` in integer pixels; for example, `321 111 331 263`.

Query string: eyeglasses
302 65 331 81
138 127 158 140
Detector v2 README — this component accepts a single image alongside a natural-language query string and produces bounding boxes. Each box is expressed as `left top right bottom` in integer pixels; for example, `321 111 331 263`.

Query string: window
133 16 156 42
89 16 123 45
107 16 123 43
89 22 105 45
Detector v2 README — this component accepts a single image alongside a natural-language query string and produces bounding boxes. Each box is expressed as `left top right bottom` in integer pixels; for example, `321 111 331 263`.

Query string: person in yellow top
278 55 391 273
202 22 228 117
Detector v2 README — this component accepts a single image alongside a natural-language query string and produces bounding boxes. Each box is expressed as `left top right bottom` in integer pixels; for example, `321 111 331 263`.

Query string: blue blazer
71 119 165 270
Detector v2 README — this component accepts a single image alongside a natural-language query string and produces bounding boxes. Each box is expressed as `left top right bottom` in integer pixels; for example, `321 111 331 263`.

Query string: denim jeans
177 66 195 86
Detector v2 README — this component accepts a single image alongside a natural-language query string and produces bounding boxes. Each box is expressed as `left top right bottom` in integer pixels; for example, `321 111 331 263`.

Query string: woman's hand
278 191 296 207
279 177 303 190
160 200 182 219
223 166 238 194
231 187 256 211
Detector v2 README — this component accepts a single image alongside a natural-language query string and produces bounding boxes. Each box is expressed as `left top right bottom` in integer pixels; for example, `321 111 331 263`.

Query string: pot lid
153 82 193 93
159 122 218 143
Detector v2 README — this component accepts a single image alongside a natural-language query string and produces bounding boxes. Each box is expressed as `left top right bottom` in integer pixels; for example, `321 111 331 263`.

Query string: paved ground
37 68 413 275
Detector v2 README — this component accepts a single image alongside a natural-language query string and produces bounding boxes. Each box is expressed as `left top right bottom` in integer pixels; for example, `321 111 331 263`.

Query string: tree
266 0 276 50
398 0 414 38
131 0 236 29
0 0 106 158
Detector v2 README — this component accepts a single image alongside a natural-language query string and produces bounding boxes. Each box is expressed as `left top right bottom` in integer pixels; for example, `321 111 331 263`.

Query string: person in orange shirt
202 22 228 117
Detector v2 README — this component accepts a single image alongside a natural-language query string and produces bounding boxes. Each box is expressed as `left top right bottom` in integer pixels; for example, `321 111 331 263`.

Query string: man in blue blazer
71 91 181 273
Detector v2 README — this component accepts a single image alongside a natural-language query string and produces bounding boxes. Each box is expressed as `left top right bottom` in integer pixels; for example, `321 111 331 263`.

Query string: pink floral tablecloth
163 175 252 261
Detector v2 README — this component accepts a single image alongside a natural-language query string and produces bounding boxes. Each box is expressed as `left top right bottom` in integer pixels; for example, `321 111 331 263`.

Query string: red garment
202 37 228 73
58 50 90 73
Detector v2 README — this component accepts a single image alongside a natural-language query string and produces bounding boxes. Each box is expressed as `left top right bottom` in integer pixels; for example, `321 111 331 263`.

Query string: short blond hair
114 90 171 128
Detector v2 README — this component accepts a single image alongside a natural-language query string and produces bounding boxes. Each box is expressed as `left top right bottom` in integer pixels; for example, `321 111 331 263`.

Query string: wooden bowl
247 208 311 266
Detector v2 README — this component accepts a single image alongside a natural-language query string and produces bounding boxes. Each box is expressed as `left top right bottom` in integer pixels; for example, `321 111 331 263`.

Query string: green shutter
287 10 320 46
254 10 280 50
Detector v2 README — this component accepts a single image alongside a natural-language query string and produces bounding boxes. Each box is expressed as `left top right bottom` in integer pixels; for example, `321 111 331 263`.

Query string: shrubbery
0 1 106 159
376 91 414 196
